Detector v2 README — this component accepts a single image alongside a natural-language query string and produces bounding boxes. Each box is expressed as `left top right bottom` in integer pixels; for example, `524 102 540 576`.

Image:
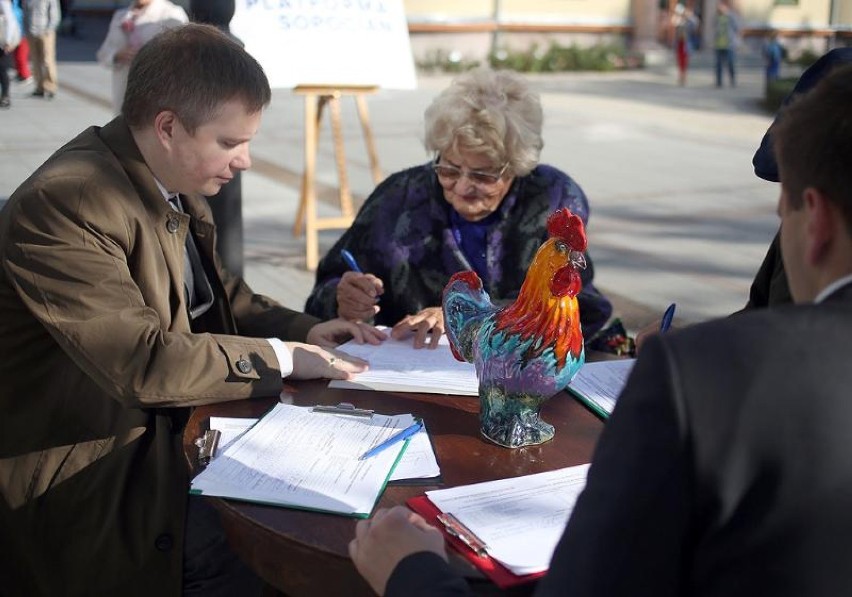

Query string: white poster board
231 0 417 90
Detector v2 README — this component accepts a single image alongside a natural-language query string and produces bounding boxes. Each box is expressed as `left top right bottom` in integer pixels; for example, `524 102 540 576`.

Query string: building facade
402 0 852 62
72 0 852 62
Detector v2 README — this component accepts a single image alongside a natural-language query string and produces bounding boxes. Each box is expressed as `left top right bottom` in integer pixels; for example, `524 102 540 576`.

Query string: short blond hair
423 69 543 176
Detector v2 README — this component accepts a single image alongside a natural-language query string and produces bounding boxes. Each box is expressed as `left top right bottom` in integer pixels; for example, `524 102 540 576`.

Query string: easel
292 85 383 271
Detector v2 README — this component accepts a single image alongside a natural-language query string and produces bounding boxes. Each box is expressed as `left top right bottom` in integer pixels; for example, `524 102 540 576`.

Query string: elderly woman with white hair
305 68 613 348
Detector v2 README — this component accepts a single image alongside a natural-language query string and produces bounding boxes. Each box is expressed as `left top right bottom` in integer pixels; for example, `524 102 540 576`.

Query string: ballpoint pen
359 420 423 460
660 303 677 333
341 249 363 273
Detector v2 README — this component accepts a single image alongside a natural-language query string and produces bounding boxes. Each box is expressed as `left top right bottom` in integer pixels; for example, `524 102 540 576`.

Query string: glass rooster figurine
443 208 587 448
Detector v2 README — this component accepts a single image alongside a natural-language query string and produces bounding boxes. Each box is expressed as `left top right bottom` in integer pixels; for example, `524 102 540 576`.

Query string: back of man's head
774 64 852 233
122 24 271 134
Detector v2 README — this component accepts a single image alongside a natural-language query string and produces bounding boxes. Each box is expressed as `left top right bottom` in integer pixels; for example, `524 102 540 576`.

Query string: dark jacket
305 163 613 340
388 284 852 597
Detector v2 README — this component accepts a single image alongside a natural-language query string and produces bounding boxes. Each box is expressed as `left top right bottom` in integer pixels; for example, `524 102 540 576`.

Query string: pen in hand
359 420 423 460
341 249 363 273
660 303 676 333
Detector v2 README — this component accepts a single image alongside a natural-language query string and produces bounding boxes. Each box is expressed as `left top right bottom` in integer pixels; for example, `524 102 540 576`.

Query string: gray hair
423 69 543 176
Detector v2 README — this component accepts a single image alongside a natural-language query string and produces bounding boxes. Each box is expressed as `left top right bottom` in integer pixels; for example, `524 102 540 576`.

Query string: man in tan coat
0 24 383 596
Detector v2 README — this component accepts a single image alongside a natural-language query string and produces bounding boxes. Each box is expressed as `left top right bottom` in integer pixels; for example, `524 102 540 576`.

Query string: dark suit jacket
743 232 791 310
0 117 319 596
388 283 852 597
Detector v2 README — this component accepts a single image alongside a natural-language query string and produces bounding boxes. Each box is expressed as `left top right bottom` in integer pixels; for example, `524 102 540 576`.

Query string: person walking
0 0 22 107
10 0 29 82
24 0 60 99
96 0 188 113
713 0 740 88
672 4 698 86
763 30 785 85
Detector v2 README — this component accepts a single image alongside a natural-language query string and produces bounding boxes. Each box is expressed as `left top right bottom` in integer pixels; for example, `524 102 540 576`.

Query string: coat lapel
98 117 190 329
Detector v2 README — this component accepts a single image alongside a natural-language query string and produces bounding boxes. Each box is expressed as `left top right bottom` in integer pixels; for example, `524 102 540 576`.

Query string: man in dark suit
0 24 385 596
348 64 852 597
745 47 852 310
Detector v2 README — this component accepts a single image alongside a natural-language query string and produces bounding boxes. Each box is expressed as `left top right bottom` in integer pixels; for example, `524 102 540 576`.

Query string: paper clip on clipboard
195 429 221 466
437 512 488 557
312 402 374 417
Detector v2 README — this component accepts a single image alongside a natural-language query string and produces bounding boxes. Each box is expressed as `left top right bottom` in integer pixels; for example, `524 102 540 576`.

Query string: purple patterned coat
305 162 613 339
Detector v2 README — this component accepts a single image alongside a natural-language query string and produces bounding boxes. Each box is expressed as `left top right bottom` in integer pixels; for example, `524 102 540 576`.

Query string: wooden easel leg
295 94 322 270
328 94 354 219
355 94 383 185
294 95 328 239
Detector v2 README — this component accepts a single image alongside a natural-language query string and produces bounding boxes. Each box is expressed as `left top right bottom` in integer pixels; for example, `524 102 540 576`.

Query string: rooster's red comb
546 208 587 252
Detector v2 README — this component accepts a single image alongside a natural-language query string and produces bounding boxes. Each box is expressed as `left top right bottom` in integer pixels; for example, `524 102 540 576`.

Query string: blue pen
340 249 363 273
359 420 423 460
660 303 677 333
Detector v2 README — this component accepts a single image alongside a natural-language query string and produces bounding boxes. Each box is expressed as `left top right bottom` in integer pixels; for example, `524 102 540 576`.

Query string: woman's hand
306 318 387 348
391 307 445 349
336 271 384 321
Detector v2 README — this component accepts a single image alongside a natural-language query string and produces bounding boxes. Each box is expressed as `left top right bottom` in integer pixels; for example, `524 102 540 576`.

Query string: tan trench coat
0 117 319 595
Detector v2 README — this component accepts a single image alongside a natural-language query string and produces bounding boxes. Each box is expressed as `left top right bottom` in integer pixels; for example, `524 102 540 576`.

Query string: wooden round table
183 380 604 596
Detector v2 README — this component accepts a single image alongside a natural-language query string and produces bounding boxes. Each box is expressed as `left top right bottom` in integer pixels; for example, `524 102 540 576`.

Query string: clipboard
406 495 546 589
190 403 416 517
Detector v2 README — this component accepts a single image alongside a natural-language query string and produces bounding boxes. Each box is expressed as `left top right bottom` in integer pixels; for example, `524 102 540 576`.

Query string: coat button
237 359 252 374
166 215 180 233
155 533 173 551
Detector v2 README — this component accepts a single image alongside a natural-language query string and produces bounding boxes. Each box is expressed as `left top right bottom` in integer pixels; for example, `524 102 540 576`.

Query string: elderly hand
306 318 387 348
349 506 448 596
390 307 445 349
337 271 384 321
285 343 367 380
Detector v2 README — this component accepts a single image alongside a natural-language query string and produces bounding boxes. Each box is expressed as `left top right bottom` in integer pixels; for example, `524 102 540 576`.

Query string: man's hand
349 507 448 596
336 271 384 321
306 318 387 348
390 307 445 349
634 319 681 354
285 343 368 380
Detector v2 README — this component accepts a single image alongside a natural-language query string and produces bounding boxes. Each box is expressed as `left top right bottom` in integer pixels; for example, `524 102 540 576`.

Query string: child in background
764 30 785 84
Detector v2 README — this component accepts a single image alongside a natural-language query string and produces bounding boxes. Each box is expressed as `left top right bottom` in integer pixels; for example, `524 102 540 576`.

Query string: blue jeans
715 48 736 87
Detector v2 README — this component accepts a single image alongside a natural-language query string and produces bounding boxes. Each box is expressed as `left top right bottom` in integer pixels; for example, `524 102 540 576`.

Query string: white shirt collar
153 178 175 203
814 273 852 303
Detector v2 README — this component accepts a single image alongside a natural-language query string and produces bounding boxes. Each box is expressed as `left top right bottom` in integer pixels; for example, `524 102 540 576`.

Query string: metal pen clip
437 512 488 557
194 429 221 466
311 402 374 417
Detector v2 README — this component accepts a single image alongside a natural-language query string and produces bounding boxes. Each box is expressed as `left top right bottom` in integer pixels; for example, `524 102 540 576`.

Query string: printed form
192 403 415 516
567 359 636 417
210 415 440 481
426 464 591 575
330 333 478 396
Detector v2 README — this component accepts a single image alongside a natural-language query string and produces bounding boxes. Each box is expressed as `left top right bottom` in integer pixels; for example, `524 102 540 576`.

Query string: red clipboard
406 495 546 589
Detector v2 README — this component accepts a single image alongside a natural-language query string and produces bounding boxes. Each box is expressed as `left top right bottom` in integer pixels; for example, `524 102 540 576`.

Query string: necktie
168 195 214 319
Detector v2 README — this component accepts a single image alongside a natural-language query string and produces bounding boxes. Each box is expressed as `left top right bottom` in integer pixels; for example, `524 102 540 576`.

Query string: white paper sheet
426 464 590 575
209 416 256 454
567 359 636 417
192 403 415 516
208 415 441 482
389 422 441 481
330 334 478 396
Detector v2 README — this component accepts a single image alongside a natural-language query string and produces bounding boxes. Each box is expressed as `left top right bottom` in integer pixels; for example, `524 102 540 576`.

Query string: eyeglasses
432 159 509 189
